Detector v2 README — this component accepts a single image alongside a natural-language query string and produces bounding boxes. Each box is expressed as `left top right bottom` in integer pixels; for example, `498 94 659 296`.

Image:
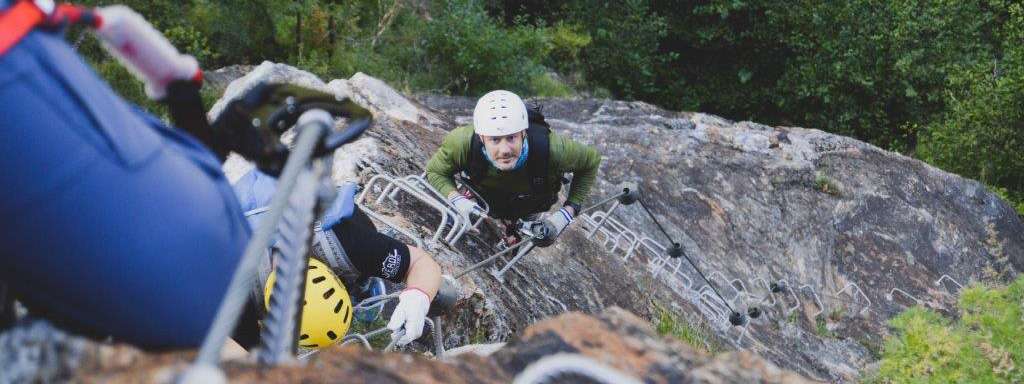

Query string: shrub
529 72 574 98
868 277 1024 383
420 0 548 95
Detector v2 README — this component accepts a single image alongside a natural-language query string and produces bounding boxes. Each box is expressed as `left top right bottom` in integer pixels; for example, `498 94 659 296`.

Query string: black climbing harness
464 106 554 215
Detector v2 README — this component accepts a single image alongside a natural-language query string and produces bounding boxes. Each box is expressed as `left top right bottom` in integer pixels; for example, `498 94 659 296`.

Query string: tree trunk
295 4 303 59
328 14 336 57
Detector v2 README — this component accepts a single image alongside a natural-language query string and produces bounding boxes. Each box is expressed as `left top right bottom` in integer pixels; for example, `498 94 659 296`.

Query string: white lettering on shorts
381 249 401 279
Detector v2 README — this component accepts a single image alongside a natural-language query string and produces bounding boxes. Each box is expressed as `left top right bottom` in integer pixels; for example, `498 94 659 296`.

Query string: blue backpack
0 10 249 349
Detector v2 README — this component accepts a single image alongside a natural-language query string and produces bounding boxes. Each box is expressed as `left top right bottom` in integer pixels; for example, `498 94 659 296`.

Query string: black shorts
326 207 411 283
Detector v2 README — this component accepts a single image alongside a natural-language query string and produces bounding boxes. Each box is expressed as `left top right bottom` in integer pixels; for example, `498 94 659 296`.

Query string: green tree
917 2 1024 209
569 0 670 101
419 0 548 95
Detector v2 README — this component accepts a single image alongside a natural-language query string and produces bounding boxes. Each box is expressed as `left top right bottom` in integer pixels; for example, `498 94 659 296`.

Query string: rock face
205 63 1024 381
74 307 812 384
415 94 1024 380
493 307 817 384
4 62 1023 383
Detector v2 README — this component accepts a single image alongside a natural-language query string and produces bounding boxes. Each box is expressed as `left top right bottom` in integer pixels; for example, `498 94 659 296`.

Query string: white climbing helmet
472 90 528 137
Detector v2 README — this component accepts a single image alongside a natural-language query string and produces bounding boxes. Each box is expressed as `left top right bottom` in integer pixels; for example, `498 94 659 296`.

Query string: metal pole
432 316 445 358
453 240 530 279
586 200 621 238
193 117 328 366
580 191 627 214
492 243 537 281
257 162 324 365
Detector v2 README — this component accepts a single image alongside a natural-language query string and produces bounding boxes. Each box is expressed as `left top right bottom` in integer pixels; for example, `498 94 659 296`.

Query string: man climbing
231 168 442 349
426 90 602 245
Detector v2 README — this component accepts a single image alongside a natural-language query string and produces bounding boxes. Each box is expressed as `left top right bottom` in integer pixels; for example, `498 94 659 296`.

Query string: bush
164 25 217 65
985 185 1024 217
419 0 548 95
868 277 1024 383
89 59 166 117
916 4 1024 207
568 0 670 102
544 22 591 72
50 0 1024 208
188 0 284 67
529 72 574 98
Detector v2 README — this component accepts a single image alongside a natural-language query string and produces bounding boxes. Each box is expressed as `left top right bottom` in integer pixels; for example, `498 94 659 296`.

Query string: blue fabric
0 30 250 349
232 168 357 231
322 184 357 229
481 137 529 171
233 168 280 214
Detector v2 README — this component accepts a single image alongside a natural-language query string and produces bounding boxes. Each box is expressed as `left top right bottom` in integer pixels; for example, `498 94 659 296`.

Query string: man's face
479 131 525 171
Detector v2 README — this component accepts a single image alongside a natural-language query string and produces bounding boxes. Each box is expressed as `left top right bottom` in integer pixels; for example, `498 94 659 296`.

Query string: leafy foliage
916 2 1024 214
418 0 548 95
867 277 1024 383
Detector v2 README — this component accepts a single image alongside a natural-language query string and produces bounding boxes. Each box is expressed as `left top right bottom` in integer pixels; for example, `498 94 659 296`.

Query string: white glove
95 6 201 100
386 288 431 346
544 207 574 237
448 194 480 219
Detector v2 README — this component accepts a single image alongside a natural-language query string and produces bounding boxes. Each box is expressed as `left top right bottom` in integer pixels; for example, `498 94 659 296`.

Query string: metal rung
729 278 747 293
732 322 750 344
361 174 461 245
777 279 802 315
798 285 825 318
835 283 872 315
886 288 922 305
751 277 776 306
585 201 622 239
698 286 730 323
586 211 641 260
399 173 489 244
357 203 425 249
707 271 741 301
935 275 963 292
340 334 371 350
668 261 694 291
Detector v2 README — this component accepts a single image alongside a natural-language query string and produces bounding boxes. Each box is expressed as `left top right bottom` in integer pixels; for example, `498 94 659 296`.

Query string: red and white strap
0 0 100 56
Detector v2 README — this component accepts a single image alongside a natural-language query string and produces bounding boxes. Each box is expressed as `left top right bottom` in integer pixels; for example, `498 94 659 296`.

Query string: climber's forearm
404 246 440 300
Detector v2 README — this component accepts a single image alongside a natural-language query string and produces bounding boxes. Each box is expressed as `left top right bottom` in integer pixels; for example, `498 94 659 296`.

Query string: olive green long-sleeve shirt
426 125 601 218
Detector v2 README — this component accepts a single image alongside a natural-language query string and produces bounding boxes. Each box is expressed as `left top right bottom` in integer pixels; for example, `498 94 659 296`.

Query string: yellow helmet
264 258 353 349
